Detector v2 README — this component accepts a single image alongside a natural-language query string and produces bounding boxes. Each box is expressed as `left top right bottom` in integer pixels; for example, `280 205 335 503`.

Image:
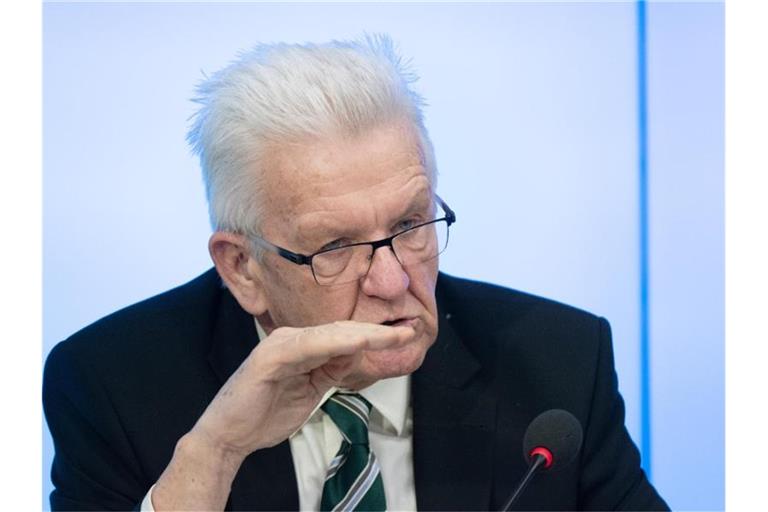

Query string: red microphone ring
529 446 554 468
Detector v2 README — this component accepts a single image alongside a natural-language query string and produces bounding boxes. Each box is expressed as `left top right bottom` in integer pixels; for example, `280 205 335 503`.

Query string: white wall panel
646 2 724 509
43 2 722 509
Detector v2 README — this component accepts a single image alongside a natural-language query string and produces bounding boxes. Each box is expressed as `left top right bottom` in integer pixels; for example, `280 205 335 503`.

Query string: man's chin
360 344 429 381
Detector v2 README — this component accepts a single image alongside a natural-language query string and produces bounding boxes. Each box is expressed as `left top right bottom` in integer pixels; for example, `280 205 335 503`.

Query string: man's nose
360 246 409 300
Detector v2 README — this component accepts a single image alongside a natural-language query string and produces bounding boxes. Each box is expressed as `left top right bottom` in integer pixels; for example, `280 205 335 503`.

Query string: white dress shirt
142 320 417 511
290 375 416 511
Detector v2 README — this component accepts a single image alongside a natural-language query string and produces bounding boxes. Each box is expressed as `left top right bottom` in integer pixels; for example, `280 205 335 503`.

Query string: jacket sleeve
578 318 669 511
43 341 148 511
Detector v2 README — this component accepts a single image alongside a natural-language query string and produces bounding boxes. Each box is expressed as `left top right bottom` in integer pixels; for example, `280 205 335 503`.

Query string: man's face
250 121 439 385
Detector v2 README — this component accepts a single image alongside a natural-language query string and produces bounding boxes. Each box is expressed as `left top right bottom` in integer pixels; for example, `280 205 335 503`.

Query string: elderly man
43 36 668 511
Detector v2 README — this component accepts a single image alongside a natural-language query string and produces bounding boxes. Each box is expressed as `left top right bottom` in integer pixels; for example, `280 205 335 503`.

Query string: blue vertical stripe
636 0 652 479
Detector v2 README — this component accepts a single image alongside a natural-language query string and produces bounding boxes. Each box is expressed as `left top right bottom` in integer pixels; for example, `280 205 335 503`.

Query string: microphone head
522 409 583 471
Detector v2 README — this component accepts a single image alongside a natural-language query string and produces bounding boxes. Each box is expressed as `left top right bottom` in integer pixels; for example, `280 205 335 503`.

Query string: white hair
187 34 437 236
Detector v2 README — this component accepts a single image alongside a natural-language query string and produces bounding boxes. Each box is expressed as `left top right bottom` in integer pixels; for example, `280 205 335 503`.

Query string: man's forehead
257 123 431 222
264 173 433 244
292 179 433 231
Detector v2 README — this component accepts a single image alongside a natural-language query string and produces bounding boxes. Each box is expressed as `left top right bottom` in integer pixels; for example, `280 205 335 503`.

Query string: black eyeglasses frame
249 195 456 277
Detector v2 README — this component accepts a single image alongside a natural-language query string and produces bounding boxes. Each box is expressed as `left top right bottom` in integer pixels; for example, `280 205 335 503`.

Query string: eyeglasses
250 196 456 286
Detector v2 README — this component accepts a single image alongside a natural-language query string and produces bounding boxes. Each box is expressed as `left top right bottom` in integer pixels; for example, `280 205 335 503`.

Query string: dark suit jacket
43 269 668 511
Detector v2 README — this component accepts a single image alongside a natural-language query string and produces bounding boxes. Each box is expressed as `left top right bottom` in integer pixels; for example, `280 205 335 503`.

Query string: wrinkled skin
153 121 440 510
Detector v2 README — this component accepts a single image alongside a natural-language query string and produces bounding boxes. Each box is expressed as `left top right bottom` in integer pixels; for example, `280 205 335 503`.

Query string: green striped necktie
320 392 387 512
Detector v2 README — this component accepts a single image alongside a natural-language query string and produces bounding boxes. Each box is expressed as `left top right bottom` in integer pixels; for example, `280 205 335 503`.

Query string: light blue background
43 2 723 510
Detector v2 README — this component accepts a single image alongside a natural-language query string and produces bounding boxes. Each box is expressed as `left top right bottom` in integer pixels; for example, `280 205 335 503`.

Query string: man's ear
208 231 269 316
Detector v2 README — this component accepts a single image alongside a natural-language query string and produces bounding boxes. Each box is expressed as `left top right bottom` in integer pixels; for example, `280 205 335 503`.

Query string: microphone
502 409 583 511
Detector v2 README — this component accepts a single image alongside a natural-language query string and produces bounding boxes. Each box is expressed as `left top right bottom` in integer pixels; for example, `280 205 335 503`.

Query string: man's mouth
381 318 416 328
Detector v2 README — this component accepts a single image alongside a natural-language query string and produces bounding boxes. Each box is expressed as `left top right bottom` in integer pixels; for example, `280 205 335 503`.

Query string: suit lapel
412 285 497 510
207 285 260 384
205 274 497 510
207 284 300 511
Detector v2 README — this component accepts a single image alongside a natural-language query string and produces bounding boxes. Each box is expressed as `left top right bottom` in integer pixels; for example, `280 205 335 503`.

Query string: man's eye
396 218 420 232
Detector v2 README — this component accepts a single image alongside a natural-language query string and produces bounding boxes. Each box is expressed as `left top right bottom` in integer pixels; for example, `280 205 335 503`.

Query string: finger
270 323 414 376
363 324 416 350
294 322 414 361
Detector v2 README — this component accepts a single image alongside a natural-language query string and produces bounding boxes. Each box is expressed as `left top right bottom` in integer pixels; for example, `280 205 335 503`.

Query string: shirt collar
255 318 410 437
359 374 409 436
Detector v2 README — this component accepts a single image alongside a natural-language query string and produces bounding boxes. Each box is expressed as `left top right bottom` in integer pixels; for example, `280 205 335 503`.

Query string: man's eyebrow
294 189 434 242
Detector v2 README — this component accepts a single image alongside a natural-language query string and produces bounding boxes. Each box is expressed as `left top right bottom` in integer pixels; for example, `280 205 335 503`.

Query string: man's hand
152 320 415 511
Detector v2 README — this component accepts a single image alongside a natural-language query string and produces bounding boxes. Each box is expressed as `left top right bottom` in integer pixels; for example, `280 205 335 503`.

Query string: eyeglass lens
311 220 449 285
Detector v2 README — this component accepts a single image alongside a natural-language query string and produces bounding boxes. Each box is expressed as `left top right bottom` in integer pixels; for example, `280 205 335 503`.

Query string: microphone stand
502 453 548 511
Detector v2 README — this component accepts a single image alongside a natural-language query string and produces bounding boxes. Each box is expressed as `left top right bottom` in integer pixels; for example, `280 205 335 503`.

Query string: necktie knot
320 392 387 511
321 393 373 445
